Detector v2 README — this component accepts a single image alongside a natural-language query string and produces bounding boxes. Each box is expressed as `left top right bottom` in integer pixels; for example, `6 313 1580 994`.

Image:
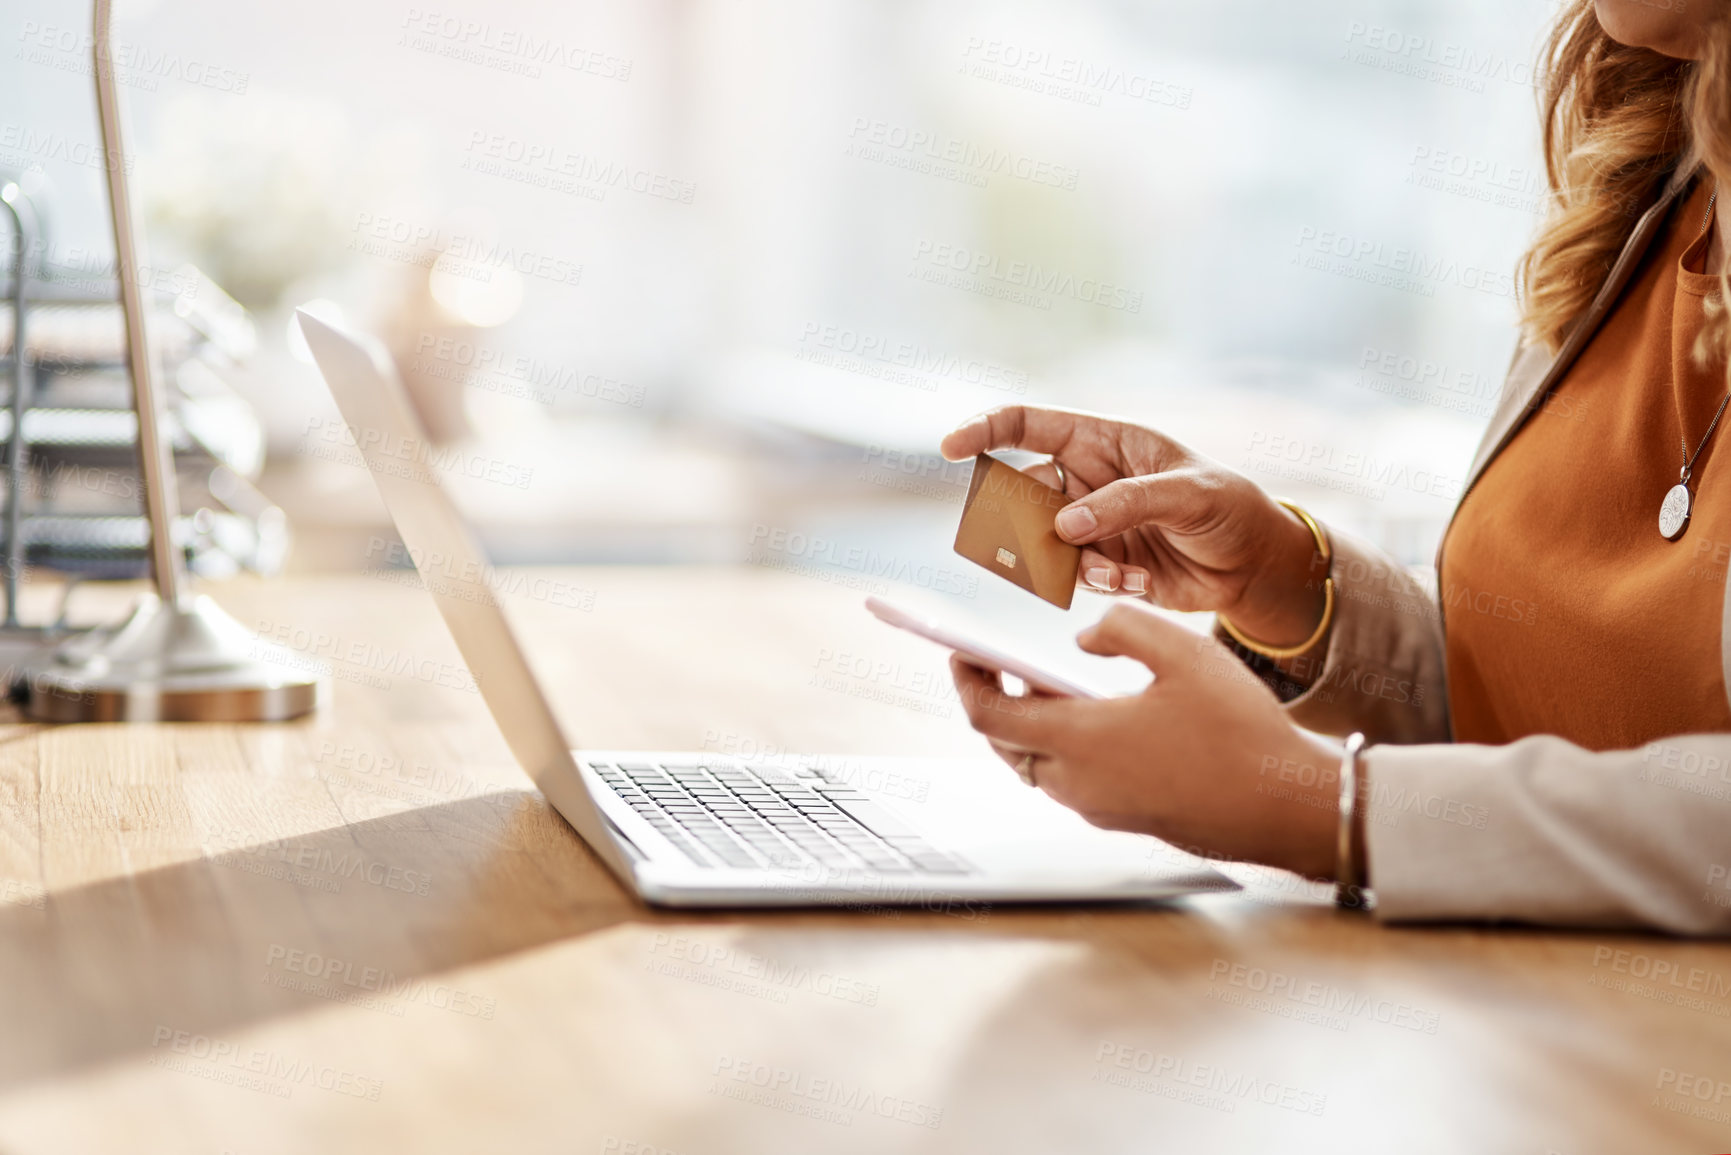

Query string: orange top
1442 180 1731 749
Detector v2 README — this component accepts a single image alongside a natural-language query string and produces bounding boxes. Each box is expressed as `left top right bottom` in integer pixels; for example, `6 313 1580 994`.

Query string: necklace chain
1683 394 1731 483
1681 185 1728 484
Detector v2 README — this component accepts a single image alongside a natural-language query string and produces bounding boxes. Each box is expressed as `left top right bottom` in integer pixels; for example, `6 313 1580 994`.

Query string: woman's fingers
1076 549 1151 595
940 406 1081 462
1054 470 1208 546
1022 461 1060 490
1079 549 1122 592
1042 467 1147 594
949 656 1071 749
1077 601 1206 676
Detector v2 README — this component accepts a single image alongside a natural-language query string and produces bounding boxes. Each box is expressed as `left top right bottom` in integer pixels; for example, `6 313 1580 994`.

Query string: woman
943 0 1731 934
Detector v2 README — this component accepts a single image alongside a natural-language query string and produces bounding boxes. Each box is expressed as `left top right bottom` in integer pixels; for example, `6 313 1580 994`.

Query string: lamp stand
21 0 323 721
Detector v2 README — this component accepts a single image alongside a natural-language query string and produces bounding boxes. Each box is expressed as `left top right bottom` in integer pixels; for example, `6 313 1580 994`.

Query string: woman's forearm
1365 735 1731 933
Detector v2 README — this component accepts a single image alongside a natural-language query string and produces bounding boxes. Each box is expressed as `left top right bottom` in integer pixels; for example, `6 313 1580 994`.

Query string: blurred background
0 0 1553 667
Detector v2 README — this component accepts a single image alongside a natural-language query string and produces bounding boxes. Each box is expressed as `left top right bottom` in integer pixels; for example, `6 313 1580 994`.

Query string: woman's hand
941 405 1326 649
950 601 1345 878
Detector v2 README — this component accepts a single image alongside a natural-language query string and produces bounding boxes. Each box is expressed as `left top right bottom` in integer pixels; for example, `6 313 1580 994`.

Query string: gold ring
1014 752 1038 787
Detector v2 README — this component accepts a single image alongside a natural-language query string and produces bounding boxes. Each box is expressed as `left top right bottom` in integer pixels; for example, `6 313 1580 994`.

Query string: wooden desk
0 569 1725 1154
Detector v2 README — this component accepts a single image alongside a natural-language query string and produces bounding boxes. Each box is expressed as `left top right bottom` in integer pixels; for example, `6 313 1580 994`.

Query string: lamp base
22 594 325 722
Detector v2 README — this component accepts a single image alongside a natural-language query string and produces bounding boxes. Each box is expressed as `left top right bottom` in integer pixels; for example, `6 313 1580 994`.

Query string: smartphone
864 595 1104 699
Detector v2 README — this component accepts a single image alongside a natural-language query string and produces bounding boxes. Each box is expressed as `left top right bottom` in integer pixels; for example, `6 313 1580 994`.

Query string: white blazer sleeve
1365 733 1731 934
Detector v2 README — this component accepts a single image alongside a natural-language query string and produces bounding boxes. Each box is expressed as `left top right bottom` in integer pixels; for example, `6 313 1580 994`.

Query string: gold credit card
954 454 1081 610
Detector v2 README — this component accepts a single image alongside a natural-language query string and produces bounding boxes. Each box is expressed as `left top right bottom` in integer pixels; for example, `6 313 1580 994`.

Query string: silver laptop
297 311 1235 907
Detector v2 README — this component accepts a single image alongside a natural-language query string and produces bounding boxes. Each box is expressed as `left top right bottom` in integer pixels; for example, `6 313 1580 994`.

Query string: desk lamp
22 0 323 720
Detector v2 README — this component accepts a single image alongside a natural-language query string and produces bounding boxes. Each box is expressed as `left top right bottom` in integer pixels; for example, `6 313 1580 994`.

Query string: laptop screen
296 310 624 862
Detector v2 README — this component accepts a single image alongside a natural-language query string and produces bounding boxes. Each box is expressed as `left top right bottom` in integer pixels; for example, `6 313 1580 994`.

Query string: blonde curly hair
1519 0 1731 355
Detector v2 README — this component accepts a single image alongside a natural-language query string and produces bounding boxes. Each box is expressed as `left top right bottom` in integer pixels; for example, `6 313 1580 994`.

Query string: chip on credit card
953 454 1082 609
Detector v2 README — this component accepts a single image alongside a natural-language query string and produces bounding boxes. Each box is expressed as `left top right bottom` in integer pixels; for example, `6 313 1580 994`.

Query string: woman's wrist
1334 734 1372 910
1223 502 1332 650
1353 759 1371 887
1264 728 1351 879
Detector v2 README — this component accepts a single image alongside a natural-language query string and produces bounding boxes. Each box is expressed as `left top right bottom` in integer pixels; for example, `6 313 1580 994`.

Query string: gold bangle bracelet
1217 499 1335 661
1335 732 1369 910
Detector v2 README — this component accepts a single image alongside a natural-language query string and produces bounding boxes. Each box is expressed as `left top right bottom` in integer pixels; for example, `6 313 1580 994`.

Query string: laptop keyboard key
599 759 969 878
825 798 917 839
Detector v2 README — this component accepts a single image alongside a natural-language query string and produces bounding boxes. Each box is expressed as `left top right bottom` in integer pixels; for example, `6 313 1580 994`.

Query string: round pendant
1660 482 1692 540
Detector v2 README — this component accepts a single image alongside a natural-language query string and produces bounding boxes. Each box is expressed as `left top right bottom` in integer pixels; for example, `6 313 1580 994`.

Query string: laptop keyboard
589 759 970 875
